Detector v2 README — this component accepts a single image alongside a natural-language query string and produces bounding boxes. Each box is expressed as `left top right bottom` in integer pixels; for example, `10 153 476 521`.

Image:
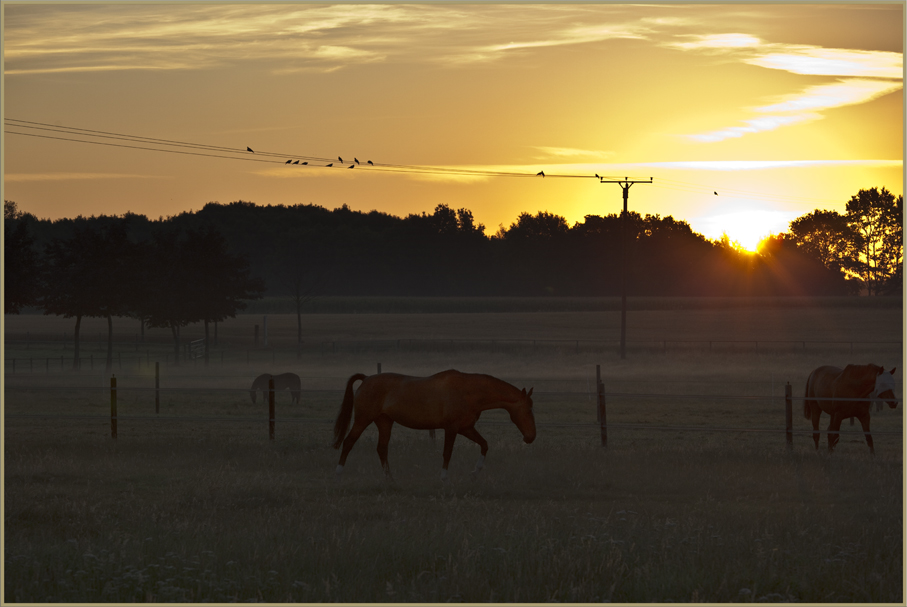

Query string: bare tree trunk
106 313 113 372
73 314 82 370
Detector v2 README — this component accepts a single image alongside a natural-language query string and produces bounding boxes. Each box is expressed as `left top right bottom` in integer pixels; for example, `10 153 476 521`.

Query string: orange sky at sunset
2 3 903 252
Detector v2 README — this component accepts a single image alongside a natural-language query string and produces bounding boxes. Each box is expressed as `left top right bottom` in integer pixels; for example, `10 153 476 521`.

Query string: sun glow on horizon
692 207 799 253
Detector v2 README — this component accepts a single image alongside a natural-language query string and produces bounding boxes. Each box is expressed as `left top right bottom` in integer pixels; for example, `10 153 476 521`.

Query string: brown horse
249 373 302 404
333 370 535 480
804 364 898 454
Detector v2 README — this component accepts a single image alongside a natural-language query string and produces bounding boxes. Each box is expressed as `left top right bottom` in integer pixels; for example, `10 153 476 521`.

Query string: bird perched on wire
302 162 308 165
285 160 292 164
537 171 545 177
247 147 254 153
595 173 600 179
348 164 355 169
354 158 360 165
714 191 718 195
338 156 343 163
293 160 299 165
327 163 333 167
367 160 374 166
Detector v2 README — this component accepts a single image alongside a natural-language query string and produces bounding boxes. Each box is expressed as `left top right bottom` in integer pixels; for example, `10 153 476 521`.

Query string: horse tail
803 373 813 419
333 373 367 449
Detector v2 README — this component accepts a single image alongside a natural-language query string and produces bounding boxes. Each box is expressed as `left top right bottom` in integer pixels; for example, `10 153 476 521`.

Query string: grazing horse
249 373 302 405
804 364 897 454
333 370 535 480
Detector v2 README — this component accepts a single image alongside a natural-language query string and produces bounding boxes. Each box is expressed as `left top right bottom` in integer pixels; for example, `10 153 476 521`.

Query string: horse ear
527 387 533 398
891 367 897 375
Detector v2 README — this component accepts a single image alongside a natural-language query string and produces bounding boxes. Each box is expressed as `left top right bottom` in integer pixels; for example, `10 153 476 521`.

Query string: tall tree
846 187 902 295
145 228 264 365
42 220 134 371
788 210 856 272
4 201 42 314
184 227 265 364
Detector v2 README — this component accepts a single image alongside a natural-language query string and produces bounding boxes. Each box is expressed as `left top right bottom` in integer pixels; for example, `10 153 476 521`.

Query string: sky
2 2 903 251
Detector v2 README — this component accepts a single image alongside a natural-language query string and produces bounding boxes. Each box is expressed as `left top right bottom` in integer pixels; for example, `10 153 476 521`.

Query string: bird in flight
367 160 374 166
537 171 545 177
714 191 718 195
247 147 254 153
327 163 333 167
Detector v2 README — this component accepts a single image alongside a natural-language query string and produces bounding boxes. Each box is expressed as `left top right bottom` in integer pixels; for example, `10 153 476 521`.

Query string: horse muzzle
524 434 535 444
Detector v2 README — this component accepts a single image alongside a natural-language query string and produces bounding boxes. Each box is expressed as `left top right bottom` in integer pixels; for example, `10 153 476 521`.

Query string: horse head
873 367 898 409
510 387 536 444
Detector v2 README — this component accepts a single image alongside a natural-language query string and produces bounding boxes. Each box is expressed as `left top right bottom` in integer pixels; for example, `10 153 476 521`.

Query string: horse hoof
440 470 449 482
335 465 344 475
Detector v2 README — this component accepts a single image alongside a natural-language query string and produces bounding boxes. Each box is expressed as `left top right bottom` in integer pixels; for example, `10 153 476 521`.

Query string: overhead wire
5 117 845 204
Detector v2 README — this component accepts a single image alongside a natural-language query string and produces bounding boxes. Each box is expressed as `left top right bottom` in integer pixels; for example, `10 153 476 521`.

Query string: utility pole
599 177 653 359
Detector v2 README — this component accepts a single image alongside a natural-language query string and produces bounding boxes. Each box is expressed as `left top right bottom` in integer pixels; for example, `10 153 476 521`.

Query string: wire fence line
2 383 902 403
4 413 901 438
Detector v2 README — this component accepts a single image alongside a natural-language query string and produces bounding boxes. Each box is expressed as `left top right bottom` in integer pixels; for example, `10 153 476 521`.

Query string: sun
694 207 798 253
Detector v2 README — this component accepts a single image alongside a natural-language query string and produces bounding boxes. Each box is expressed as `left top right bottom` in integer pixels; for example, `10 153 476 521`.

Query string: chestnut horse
249 373 302 404
804 364 897 454
333 370 535 480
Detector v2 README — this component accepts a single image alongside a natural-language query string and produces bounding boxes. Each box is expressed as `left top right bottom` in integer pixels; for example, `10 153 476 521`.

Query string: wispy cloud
533 146 616 161
3 4 659 74
747 47 902 79
672 33 903 143
5 172 167 182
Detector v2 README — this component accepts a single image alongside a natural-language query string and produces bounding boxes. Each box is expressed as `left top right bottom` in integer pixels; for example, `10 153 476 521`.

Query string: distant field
3 297 903 602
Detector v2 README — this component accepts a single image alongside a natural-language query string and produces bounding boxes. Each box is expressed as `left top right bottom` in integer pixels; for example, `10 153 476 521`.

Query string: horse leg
375 416 394 478
336 418 371 474
857 413 874 455
458 426 489 474
827 412 842 452
440 429 458 481
810 409 821 450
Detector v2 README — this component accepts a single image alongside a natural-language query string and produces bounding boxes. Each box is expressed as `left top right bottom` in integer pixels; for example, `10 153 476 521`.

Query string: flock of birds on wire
14 117 855 203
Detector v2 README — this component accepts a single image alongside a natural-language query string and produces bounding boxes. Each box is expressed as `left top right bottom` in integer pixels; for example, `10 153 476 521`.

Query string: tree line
4 186 902 363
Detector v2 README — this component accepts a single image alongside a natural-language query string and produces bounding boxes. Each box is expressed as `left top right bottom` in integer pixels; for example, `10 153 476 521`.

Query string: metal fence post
785 382 792 451
110 375 118 440
269 377 276 440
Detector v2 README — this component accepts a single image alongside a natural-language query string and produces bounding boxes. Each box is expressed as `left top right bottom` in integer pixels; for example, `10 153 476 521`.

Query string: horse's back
251 373 272 388
273 372 301 389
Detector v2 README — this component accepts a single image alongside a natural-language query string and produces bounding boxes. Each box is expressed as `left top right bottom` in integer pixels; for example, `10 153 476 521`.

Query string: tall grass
4 427 902 603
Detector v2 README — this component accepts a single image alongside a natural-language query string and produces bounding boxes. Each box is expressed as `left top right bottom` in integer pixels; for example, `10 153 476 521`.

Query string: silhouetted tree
42 220 134 371
4 201 42 314
144 228 264 364
846 187 903 295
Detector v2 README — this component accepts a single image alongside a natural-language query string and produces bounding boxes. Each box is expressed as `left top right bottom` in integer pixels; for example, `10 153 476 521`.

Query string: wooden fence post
155 362 160 414
597 368 607 448
110 375 118 440
269 377 276 440
785 382 792 451
595 365 601 422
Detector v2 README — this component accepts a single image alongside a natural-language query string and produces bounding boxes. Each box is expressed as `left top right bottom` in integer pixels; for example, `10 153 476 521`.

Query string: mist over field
4 299 903 602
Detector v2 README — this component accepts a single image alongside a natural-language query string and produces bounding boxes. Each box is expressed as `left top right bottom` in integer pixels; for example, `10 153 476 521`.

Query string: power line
4 118 598 180
4 118 858 205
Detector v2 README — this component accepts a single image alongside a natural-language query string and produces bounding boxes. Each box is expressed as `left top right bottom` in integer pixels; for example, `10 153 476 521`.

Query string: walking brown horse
333 370 535 480
804 364 897 454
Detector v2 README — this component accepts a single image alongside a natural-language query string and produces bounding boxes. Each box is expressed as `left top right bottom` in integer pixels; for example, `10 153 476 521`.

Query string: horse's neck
474 377 519 412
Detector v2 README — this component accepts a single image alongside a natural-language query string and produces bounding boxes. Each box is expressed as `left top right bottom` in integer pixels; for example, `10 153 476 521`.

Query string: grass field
3 298 904 602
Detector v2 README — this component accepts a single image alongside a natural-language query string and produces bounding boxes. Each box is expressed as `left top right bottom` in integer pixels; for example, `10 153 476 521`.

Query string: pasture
3 298 904 602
